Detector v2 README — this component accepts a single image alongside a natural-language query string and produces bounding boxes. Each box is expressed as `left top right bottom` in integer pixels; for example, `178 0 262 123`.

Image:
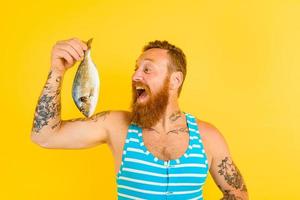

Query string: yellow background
1 0 299 199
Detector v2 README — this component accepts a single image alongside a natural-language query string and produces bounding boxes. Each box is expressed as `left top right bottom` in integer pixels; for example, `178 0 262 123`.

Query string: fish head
77 93 98 117
72 84 99 118
77 95 91 117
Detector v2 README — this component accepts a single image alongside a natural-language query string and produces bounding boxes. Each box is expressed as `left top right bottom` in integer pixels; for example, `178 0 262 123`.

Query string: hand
50 38 88 73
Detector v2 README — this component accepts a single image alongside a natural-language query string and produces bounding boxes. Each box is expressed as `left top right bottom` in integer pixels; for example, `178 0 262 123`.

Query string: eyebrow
135 58 155 64
134 58 155 70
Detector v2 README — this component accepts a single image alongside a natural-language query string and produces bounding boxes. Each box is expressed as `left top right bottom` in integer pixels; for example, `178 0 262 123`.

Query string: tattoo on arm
218 157 247 191
32 70 62 133
64 111 111 122
218 187 243 200
217 157 248 199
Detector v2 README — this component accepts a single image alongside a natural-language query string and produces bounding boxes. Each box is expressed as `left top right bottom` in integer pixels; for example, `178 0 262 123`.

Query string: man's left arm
203 123 249 200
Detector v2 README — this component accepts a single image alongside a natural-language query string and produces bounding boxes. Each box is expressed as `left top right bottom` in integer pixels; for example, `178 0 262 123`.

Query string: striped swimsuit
116 112 209 200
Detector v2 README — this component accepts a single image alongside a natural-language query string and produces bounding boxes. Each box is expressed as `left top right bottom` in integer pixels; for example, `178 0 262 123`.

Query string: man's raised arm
30 38 112 149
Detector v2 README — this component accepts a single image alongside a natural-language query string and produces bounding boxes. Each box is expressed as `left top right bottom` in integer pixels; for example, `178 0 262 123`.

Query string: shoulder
103 110 132 145
104 110 132 129
195 118 231 157
106 110 131 121
196 119 225 143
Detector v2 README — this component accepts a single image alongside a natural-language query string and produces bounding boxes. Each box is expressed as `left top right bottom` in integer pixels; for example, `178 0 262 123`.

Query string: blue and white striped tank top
116 112 209 200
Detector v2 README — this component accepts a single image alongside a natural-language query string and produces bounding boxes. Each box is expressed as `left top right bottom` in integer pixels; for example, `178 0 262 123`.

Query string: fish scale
72 38 100 117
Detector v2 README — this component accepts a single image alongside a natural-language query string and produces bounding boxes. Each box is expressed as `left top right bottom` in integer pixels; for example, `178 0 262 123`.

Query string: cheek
145 73 166 91
148 83 161 94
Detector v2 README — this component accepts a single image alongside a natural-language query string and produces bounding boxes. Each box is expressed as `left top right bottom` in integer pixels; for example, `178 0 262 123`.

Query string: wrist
50 66 65 76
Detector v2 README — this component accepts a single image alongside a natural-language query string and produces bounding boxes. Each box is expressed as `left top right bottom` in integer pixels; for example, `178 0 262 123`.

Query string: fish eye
79 96 88 103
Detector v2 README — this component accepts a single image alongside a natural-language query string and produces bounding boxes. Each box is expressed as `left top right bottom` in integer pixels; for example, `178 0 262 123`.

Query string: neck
149 95 185 133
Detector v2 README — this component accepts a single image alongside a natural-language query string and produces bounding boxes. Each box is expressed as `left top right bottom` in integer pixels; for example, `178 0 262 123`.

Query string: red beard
131 76 170 128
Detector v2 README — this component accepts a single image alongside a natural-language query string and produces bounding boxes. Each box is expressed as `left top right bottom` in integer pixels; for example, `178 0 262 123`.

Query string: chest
142 130 190 161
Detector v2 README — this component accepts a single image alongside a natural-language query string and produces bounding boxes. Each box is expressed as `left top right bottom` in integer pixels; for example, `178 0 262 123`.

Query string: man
31 38 248 200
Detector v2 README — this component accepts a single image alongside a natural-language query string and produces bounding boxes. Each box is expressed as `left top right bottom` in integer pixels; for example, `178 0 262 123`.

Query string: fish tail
86 38 93 49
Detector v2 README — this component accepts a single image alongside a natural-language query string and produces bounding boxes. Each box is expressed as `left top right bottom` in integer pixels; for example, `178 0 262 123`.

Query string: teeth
136 86 144 90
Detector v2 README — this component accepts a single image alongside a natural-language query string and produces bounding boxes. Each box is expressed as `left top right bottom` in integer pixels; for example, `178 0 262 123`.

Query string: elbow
238 191 249 200
30 132 51 148
236 191 249 200
243 192 249 200
240 185 249 200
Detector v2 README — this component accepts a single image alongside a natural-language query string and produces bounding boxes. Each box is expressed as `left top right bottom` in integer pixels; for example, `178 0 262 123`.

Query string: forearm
220 189 248 200
31 69 64 137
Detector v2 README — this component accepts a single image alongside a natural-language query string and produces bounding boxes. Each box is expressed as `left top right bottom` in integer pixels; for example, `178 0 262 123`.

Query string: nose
132 69 143 82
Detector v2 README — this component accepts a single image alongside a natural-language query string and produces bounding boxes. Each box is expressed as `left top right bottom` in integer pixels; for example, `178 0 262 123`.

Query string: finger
56 49 74 65
56 38 87 52
72 37 88 51
56 43 82 61
66 39 85 57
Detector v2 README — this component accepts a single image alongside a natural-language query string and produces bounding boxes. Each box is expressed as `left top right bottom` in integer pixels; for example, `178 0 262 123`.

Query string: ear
170 71 183 91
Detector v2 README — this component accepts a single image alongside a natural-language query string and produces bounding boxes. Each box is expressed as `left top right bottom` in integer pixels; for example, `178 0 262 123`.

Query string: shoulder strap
122 123 139 151
185 112 202 139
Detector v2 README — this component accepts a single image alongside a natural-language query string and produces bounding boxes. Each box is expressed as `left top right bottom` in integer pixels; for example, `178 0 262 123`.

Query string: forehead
136 48 170 67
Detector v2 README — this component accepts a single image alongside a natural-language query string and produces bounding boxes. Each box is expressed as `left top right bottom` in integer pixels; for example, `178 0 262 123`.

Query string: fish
72 38 100 117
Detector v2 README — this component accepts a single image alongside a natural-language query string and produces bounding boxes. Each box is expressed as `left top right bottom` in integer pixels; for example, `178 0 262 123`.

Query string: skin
31 38 248 199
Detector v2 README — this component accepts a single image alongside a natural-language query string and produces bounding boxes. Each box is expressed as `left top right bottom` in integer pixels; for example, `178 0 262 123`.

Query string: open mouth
136 86 148 99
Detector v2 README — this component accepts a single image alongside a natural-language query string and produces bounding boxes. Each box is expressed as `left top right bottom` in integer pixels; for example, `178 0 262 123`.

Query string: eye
144 66 151 73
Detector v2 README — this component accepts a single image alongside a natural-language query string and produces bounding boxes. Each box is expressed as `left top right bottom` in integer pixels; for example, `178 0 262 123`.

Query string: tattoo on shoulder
217 157 248 192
